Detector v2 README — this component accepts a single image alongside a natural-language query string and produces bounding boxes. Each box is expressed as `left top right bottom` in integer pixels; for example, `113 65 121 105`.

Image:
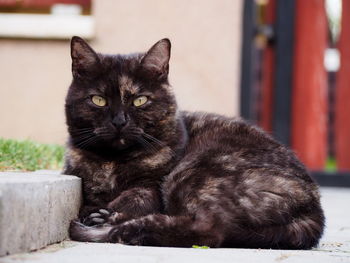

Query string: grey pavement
1 184 350 262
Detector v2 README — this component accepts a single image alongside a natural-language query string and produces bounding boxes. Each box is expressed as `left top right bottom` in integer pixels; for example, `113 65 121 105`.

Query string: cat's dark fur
64 36 324 249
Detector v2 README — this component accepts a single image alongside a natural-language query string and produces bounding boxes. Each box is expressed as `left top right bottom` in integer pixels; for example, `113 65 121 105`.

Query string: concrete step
0 171 81 256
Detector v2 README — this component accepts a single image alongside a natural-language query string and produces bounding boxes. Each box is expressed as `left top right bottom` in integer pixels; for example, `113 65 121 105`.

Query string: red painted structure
259 0 276 133
0 0 90 8
335 0 350 171
251 0 349 175
291 0 328 170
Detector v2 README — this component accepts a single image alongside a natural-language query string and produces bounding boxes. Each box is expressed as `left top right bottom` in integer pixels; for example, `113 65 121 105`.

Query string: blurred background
0 0 349 183
0 0 242 144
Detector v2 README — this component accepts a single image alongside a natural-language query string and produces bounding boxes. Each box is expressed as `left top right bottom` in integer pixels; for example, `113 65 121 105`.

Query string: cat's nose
112 112 128 128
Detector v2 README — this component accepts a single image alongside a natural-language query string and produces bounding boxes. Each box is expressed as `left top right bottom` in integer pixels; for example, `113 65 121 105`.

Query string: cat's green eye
133 96 148 107
91 95 107 107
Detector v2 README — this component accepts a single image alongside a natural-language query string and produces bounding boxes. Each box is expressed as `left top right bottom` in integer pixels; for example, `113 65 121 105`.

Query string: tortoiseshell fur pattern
65 37 324 249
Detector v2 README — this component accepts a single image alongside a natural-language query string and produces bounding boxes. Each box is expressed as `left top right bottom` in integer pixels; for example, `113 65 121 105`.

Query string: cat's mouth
71 125 164 153
109 136 128 149
93 126 143 149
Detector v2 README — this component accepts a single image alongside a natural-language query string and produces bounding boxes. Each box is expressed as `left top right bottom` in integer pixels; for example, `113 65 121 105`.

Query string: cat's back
179 111 311 182
181 110 279 151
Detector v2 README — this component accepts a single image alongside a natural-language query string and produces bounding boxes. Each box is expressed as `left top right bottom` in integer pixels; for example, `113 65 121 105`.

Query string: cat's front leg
82 209 130 226
106 187 161 224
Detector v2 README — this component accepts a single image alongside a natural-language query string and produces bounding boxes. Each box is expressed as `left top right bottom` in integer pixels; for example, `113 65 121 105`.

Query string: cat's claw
91 217 105 224
89 213 101 218
83 209 111 226
99 209 110 215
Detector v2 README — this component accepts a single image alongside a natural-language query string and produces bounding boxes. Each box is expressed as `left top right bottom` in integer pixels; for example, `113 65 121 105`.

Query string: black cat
65 36 324 249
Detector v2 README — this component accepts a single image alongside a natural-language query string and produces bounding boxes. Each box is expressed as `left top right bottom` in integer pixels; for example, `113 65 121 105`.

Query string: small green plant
192 245 210 249
325 157 337 173
0 138 64 171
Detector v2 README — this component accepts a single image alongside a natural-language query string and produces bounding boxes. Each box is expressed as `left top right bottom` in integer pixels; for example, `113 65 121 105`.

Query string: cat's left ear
140 39 171 80
71 36 100 79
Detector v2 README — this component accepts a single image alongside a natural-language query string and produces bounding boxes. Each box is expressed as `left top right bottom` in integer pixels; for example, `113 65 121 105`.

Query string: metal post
240 0 256 121
272 0 295 146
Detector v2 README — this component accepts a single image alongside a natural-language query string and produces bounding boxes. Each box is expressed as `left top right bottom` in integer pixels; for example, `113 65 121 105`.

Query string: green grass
0 138 64 171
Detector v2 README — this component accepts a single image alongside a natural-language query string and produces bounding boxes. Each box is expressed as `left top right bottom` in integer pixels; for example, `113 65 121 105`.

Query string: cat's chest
65 148 119 194
65 147 175 204
88 161 118 193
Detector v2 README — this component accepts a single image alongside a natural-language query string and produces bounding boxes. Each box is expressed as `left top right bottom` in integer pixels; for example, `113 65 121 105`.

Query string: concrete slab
0 171 81 256
1 187 349 262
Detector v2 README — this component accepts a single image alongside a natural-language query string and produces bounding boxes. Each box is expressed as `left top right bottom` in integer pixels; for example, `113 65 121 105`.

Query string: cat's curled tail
69 221 113 243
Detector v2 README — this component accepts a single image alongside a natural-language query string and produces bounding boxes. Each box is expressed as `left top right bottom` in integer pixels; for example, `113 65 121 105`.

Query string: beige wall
0 0 242 145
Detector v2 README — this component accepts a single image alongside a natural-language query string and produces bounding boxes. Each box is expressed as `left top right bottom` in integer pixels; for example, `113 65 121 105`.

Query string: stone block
0 171 81 256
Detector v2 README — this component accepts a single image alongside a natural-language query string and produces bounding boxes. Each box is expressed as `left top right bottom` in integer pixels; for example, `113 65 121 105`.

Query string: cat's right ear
71 36 100 79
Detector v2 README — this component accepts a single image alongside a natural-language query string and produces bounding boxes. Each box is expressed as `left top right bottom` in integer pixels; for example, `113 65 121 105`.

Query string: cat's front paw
82 208 111 226
108 223 143 245
108 212 131 224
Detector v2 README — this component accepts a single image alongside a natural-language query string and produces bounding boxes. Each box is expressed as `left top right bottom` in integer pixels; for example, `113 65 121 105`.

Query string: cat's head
65 37 178 154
